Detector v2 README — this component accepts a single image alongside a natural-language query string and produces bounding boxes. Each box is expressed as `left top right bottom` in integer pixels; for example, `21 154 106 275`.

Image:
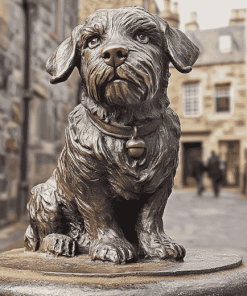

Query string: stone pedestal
0 248 247 295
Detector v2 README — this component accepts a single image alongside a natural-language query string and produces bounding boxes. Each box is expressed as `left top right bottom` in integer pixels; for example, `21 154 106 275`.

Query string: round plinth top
0 248 242 277
0 249 246 296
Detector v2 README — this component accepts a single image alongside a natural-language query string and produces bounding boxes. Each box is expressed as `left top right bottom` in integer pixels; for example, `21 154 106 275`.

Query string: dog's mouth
101 73 147 106
109 77 127 83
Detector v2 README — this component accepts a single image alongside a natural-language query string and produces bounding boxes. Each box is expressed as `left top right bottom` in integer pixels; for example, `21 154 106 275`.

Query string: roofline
186 24 245 34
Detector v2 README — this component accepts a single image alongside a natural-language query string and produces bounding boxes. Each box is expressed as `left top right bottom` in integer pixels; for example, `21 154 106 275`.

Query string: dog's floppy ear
46 24 84 84
157 16 199 73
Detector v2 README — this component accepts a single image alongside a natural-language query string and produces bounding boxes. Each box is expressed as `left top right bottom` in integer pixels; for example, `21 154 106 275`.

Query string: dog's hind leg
136 176 186 261
24 174 78 256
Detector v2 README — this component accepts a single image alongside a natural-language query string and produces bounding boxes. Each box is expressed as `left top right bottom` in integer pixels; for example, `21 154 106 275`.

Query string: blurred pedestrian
191 156 205 196
207 151 224 197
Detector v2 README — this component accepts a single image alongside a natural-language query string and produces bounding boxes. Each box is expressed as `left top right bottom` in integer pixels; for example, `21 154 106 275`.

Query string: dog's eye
136 33 149 44
88 36 101 49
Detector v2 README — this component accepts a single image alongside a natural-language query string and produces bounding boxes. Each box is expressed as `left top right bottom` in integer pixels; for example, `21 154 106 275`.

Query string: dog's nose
101 45 128 67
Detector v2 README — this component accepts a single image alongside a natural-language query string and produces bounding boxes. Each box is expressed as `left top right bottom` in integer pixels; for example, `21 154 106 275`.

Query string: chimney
185 11 199 32
173 2 178 16
164 0 171 13
229 9 246 25
160 0 179 29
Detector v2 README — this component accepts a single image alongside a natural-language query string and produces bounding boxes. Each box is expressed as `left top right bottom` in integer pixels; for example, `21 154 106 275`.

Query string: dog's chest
67 105 179 199
80 127 170 198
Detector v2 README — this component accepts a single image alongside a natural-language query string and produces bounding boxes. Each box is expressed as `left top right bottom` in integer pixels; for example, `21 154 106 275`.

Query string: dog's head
46 6 199 108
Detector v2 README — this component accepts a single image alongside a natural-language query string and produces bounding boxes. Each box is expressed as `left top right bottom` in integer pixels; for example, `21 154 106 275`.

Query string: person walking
207 151 224 197
191 156 205 196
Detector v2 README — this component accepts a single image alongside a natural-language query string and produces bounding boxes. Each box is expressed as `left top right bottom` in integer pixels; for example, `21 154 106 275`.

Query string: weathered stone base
0 248 247 295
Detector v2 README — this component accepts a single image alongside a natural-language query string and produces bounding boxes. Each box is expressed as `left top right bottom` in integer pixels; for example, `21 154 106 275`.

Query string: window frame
218 35 232 54
182 81 202 118
214 83 232 114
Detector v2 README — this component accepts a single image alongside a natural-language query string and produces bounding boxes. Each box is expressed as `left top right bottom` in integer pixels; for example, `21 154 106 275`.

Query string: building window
219 35 232 53
183 82 200 117
215 84 231 113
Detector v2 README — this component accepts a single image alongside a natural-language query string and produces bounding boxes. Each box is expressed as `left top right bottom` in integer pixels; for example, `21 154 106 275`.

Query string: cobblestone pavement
0 189 247 262
164 189 247 262
0 216 27 253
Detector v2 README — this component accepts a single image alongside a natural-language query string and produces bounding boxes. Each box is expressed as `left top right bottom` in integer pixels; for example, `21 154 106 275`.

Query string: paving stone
164 189 247 262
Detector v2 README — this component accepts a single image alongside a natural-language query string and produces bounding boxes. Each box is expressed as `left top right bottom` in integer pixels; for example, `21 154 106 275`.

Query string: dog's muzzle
99 44 147 106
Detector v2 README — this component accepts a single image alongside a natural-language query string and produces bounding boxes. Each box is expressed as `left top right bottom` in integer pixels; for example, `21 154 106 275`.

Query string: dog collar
88 111 162 139
88 111 162 158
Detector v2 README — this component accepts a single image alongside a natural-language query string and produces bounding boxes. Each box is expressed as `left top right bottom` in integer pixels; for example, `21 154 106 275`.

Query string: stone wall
0 0 24 224
29 0 79 189
0 0 80 226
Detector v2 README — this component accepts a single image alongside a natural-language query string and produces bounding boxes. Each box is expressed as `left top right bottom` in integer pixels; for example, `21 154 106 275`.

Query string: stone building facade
0 0 80 227
160 0 179 28
168 10 247 192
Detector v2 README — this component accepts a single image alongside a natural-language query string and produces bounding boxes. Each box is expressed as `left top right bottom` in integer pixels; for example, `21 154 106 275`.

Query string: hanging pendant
126 126 146 158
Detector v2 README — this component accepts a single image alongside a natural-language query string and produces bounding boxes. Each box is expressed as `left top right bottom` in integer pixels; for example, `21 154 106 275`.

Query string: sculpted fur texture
24 6 199 263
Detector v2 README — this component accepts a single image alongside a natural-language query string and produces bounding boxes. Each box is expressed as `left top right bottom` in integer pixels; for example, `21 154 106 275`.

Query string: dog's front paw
139 231 185 261
40 233 76 257
90 235 136 264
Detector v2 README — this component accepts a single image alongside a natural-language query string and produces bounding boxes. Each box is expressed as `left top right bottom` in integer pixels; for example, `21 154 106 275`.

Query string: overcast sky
157 0 247 32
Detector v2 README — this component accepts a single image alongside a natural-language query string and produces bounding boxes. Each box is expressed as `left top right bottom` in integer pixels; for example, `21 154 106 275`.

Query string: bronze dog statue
24 6 199 264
